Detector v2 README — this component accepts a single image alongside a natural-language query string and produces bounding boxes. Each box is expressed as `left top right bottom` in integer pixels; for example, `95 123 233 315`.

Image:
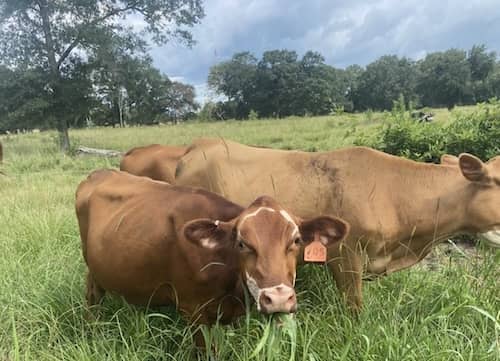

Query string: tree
91 53 198 126
468 44 496 82
417 49 472 108
0 65 49 131
208 49 353 118
352 55 418 111
208 52 257 119
255 50 301 118
298 51 346 115
485 63 500 98
0 0 204 151
467 44 497 102
164 81 198 122
341 64 364 111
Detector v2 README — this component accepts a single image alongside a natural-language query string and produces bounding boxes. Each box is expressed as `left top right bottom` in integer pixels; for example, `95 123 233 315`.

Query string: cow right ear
459 153 488 182
183 219 233 249
299 216 349 247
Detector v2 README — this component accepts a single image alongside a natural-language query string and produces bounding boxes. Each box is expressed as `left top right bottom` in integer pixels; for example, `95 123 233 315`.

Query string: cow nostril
262 295 272 306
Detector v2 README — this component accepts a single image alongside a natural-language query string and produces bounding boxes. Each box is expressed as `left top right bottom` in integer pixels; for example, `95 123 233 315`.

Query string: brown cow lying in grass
120 144 187 183
175 138 500 312
75 169 349 344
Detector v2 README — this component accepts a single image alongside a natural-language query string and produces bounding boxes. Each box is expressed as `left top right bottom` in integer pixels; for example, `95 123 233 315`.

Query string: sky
146 0 500 103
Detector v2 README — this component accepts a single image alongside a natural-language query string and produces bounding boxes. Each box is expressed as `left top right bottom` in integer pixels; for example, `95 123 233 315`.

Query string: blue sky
146 0 500 103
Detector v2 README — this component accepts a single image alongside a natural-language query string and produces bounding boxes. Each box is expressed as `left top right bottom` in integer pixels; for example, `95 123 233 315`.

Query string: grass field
0 109 499 360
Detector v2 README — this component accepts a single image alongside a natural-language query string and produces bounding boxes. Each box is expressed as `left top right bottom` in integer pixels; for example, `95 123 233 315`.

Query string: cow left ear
440 154 459 165
299 216 350 247
459 153 488 182
183 219 234 249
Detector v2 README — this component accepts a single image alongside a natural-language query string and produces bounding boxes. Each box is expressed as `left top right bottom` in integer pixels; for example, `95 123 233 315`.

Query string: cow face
443 153 500 247
184 196 349 314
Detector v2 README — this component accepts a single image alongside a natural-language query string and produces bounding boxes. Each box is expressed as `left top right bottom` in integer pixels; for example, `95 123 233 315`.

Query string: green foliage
352 55 419 111
196 101 236 122
248 109 259 120
445 99 500 159
208 44 500 118
331 104 345 115
207 50 350 119
355 99 500 162
417 49 473 109
197 101 217 122
468 44 496 82
208 52 258 119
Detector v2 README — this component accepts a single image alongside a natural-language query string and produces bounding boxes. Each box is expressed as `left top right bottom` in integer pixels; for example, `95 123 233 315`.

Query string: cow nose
259 286 297 314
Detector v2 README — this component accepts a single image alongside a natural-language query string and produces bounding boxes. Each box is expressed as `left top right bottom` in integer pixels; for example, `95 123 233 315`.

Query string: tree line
203 45 500 120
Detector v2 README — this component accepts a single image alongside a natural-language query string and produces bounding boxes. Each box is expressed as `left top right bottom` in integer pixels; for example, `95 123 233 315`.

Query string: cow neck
393 163 471 240
316 151 472 241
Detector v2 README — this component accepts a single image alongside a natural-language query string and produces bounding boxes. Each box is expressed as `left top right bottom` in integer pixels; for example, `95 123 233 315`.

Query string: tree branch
57 36 80 69
57 1 142 69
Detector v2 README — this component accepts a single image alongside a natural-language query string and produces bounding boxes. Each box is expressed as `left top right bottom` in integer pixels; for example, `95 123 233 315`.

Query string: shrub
248 109 259 120
355 98 500 162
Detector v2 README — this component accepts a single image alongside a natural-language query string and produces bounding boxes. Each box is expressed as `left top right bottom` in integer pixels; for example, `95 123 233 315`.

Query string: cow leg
86 272 105 306
193 329 208 350
328 242 363 313
191 313 215 353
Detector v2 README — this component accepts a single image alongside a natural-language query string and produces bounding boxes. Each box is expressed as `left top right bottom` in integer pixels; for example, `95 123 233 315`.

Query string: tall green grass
0 112 498 360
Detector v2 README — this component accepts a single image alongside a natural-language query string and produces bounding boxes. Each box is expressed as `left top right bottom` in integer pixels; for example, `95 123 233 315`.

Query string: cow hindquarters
327 240 363 313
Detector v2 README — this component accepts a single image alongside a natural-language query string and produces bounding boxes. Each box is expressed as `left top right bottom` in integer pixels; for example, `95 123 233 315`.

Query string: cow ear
440 154 459 165
183 219 234 249
299 216 349 247
459 153 488 182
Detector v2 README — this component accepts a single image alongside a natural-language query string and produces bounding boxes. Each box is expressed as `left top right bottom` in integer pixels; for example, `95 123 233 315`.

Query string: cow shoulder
76 169 119 210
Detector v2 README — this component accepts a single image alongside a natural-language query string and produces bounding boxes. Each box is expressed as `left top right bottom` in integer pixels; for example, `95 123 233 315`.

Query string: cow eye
288 237 302 252
237 239 250 251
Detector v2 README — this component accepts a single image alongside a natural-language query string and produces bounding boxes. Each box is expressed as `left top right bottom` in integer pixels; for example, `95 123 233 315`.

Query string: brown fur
120 144 188 183
175 138 500 311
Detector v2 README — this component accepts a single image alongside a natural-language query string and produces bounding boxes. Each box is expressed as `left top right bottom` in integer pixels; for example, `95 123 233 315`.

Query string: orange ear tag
304 236 327 263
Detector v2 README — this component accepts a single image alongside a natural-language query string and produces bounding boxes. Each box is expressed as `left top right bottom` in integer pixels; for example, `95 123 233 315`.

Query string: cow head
183 196 349 314
442 153 500 248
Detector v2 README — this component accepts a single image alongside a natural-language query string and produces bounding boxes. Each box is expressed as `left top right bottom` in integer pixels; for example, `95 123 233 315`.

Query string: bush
355 99 500 162
248 109 259 120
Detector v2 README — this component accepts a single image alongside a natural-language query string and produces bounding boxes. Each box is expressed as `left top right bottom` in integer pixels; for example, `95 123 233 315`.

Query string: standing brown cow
175 138 500 311
76 169 349 344
120 144 187 183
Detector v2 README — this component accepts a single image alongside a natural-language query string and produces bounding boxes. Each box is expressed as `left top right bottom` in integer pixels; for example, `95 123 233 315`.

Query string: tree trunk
39 0 71 152
58 119 70 153
118 91 124 128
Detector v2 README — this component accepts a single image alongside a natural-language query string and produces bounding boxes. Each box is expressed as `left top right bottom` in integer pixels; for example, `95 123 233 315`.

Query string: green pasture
0 109 498 360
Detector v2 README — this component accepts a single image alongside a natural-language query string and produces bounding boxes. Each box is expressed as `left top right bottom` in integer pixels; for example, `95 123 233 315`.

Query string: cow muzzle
479 230 500 248
258 285 297 314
